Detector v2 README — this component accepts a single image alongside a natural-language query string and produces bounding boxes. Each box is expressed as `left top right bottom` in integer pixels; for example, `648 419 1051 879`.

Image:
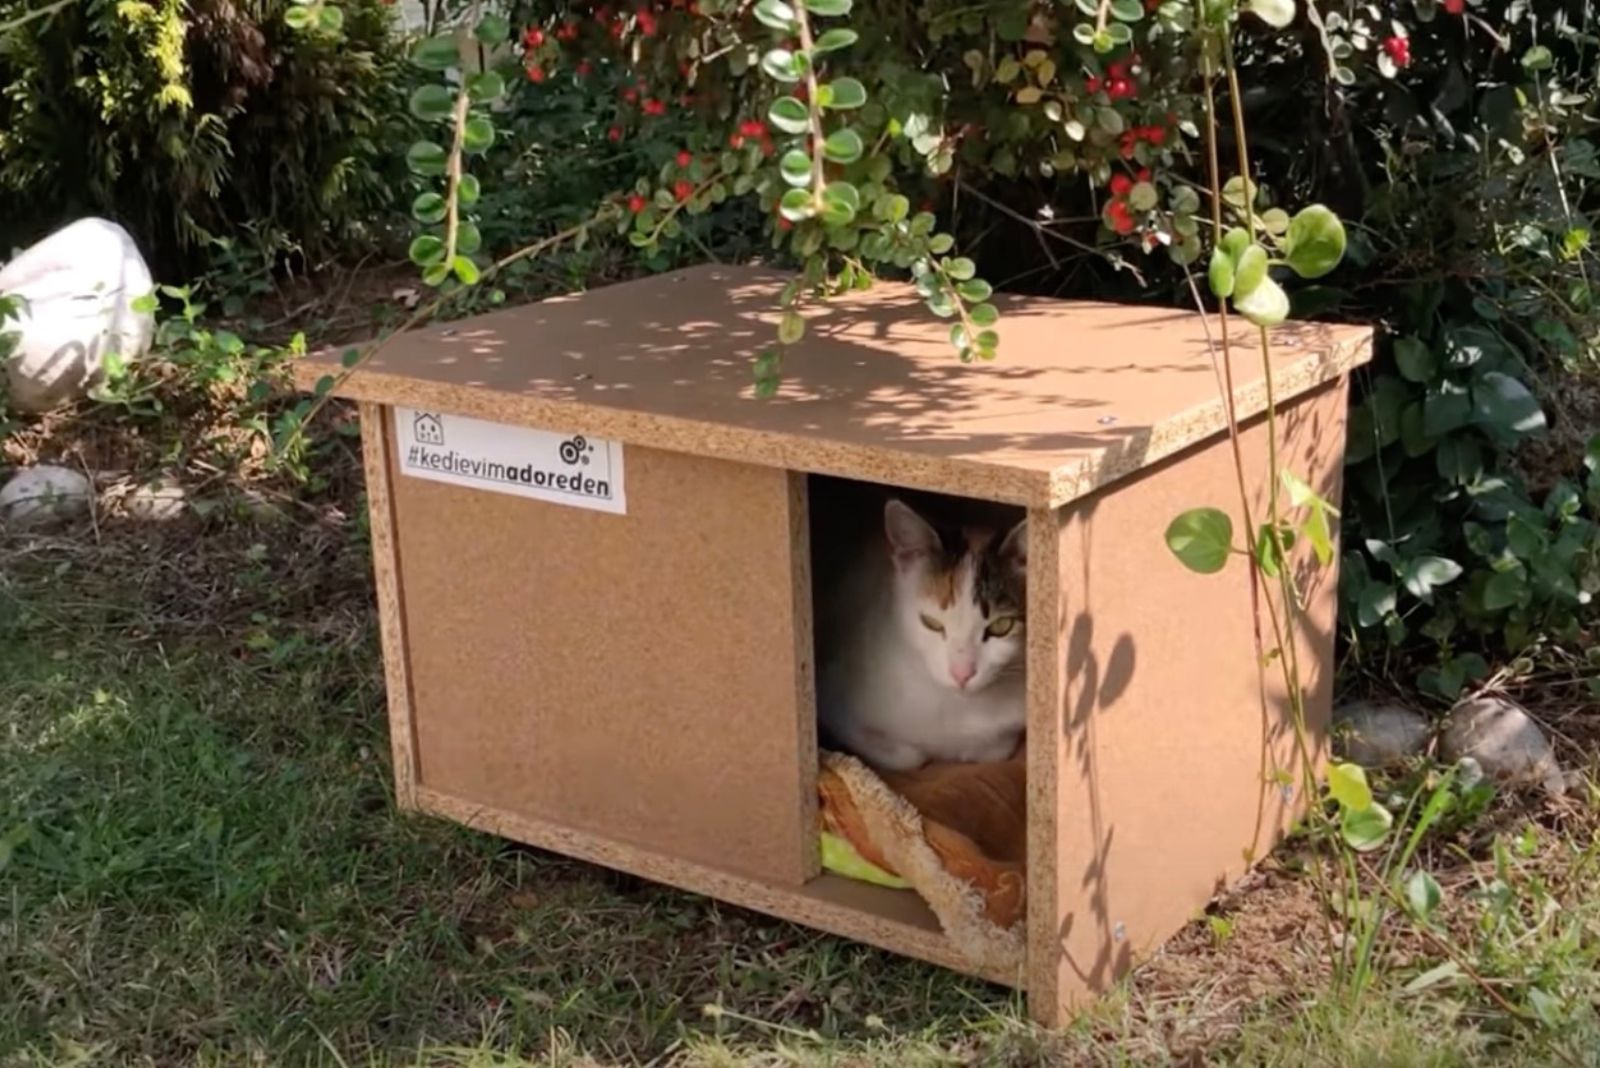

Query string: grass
3 398 1600 1066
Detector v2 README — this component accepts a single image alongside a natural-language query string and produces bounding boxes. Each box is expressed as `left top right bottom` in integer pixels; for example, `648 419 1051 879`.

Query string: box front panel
1041 379 1347 1014
386 420 815 886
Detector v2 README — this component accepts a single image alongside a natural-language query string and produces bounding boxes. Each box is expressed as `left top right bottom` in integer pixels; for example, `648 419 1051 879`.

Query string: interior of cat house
805 473 1029 977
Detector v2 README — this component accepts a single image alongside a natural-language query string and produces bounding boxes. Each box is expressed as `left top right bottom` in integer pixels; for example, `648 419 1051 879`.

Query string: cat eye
919 613 945 634
985 617 1017 639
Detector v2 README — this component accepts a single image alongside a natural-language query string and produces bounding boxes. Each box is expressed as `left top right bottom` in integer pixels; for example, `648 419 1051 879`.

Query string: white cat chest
296 264 1372 1026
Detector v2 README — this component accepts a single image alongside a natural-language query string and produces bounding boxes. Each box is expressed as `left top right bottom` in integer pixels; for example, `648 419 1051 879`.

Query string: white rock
1333 700 1431 767
124 479 187 522
1439 695 1564 796
1 218 155 412
0 465 92 526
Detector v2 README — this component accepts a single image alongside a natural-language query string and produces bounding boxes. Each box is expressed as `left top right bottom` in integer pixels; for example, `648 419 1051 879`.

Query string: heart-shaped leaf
1248 0 1296 29
1342 802 1393 851
823 128 864 164
1284 204 1346 279
1165 508 1234 574
1234 275 1289 327
409 84 455 122
768 96 810 134
822 77 867 109
1328 762 1373 811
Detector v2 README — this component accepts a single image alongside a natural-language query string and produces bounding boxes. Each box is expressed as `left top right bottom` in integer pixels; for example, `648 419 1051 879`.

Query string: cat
815 493 1028 772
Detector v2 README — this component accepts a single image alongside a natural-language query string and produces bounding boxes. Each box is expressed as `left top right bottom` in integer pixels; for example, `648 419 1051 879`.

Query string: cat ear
884 499 939 569
998 517 1028 576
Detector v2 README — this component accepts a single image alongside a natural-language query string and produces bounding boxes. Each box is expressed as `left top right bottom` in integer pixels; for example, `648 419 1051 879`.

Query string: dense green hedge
0 0 413 272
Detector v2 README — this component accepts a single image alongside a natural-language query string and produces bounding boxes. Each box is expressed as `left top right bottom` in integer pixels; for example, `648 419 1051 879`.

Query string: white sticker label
394 407 626 515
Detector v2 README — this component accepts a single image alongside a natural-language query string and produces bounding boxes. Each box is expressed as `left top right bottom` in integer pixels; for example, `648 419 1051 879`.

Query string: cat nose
950 662 976 688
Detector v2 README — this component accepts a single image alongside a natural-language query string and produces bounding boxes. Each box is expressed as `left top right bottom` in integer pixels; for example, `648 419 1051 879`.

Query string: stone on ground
1332 700 1430 767
1 217 155 412
0 465 92 526
1439 695 1565 796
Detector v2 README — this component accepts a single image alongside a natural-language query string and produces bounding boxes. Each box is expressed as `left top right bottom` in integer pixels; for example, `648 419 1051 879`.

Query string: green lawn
3 500 1599 1066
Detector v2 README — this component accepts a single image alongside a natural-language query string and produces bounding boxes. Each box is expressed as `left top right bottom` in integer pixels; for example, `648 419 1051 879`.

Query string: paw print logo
412 412 445 445
558 435 594 466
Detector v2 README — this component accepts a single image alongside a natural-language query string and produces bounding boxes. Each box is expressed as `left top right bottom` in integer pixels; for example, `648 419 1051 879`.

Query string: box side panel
359 402 420 808
389 435 815 886
1043 379 1347 1015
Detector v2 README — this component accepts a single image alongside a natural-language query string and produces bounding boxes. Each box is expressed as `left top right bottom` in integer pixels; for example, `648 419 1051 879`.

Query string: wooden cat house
294 265 1371 1025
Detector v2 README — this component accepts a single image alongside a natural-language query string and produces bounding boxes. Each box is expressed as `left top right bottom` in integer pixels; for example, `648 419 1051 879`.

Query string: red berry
1108 202 1135 235
643 98 667 116
1137 167 1152 182
577 60 593 76
608 125 624 141
759 136 775 157
676 150 693 168
777 217 793 231
628 194 647 214
1442 0 1463 11
622 87 639 103
674 179 694 202
526 65 546 83
740 119 767 138
1145 125 1166 145
523 26 545 47
1382 35 1411 67
1107 61 1127 80
1109 78 1135 100
1109 173 1133 197
1086 76 1103 94
729 133 746 149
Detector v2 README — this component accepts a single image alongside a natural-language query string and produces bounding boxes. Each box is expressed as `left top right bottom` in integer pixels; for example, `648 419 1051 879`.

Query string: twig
0 0 77 35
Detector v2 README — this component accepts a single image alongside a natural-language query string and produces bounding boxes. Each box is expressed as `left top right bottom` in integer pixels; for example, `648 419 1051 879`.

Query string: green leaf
412 34 459 70
457 174 481 207
408 234 445 266
1109 0 1144 19
1483 568 1526 611
1128 181 1158 212
761 48 804 82
316 5 343 32
1247 0 1296 29
768 96 810 134
1473 372 1547 439
411 192 447 224
474 12 509 45
957 279 993 303
779 188 815 222
779 310 806 344
409 85 455 123
340 347 362 369
456 221 482 255
813 27 859 53
1357 583 1397 627
1394 337 1435 382
1233 244 1268 297
462 117 495 154
1328 762 1373 811
1284 205 1346 279
1208 248 1236 298
1401 556 1464 602
451 255 480 285
753 0 796 30
1104 22 1132 44
1341 802 1393 852
822 77 867 110
1220 226 1251 261
823 128 864 164
821 182 860 226
969 302 999 326
468 72 506 104
781 149 813 187
1521 45 1553 72
805 0 851 14
1234 275 1289 327
1165 508 1234 574
945 257 977 281
284 6 314 29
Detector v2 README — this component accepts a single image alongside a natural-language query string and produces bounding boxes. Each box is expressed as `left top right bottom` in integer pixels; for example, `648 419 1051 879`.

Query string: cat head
883 498 1027 694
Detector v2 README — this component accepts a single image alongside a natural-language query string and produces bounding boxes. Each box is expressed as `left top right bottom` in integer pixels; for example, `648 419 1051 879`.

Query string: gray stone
1332 700 1431 767
1439 695 1564 796
124 478 187 522
1 217 155 411
0 465 92 526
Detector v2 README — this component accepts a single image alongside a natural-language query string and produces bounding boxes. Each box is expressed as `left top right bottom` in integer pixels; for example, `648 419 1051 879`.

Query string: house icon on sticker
412 412 445 445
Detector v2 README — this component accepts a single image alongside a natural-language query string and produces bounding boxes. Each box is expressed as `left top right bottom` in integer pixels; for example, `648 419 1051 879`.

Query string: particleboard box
295 264 1372 1025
